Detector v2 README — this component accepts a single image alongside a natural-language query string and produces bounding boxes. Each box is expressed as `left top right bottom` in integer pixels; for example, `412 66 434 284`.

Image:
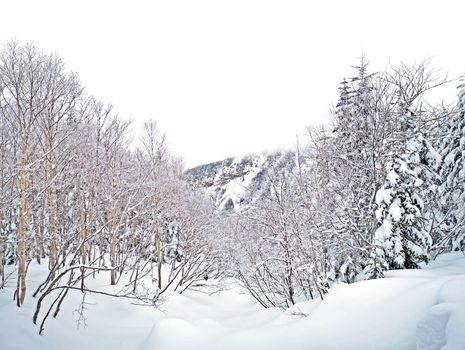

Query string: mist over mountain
185 151 296 212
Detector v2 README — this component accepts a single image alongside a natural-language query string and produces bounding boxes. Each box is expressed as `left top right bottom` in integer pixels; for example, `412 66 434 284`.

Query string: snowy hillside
1 252 464 349
185 151 295 212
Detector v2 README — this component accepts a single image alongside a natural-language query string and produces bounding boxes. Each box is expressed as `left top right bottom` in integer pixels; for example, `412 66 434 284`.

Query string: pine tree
373 132 433 270
329 57 379 280
437 82 465 251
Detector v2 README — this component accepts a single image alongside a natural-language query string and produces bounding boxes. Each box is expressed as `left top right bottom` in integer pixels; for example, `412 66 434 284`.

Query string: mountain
185 151 295 212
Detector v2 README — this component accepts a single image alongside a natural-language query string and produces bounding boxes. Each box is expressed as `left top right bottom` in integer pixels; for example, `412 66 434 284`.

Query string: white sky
0 0 463 167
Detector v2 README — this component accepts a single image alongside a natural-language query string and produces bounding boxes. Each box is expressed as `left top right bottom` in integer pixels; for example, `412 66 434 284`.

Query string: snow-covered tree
437 82 465 252
308 59 447 280
373 134 432 270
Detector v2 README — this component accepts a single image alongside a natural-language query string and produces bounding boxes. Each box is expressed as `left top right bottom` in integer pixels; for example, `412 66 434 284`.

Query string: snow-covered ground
1 252 465 350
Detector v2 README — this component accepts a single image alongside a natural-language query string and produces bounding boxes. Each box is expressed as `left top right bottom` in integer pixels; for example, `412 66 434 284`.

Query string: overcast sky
0 0 463 167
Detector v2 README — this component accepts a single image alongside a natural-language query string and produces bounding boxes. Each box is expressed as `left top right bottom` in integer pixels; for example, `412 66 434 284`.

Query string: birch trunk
18 136 28 305
156 218 162 289
47 136 58 279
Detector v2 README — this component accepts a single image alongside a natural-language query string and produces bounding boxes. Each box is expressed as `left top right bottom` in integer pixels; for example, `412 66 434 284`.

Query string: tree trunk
0 184 4 287
0 237 4 289
156 219 162 289
47 137 58 279
18 137 28 305
77 175 87 289
109 203 118 285
180 228 193 286
36 203 44 264
110 235 117 285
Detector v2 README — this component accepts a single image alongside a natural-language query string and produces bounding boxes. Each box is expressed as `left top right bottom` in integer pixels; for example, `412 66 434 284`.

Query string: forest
0 40 464 338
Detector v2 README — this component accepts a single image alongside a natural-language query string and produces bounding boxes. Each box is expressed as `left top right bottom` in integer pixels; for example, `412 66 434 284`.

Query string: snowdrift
1 252 464 350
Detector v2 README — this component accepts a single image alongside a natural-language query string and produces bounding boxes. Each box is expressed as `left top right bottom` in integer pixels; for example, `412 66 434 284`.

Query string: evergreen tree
329 57 380 281
373 131 433 271
437 82 465 251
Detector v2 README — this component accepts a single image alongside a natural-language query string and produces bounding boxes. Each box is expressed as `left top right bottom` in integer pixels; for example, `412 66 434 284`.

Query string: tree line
0 40 222 333
1 40 464 331
228 57 465 308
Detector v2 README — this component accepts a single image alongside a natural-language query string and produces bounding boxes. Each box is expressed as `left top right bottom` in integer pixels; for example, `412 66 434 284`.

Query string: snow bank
1 253 464 349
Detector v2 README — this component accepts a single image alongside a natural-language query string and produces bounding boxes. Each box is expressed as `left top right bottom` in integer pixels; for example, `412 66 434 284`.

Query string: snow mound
416 276 465 350
1 253 465 349
416 305 450 350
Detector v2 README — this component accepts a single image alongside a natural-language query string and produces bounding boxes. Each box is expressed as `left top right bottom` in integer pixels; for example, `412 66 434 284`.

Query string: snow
375 218 392 241
375 187 392 207
1 252 465 349
444 152 456 167
387 169 399 185
416 304 449 350
389 200 402 221
189 151 294 213
425 145 442 169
